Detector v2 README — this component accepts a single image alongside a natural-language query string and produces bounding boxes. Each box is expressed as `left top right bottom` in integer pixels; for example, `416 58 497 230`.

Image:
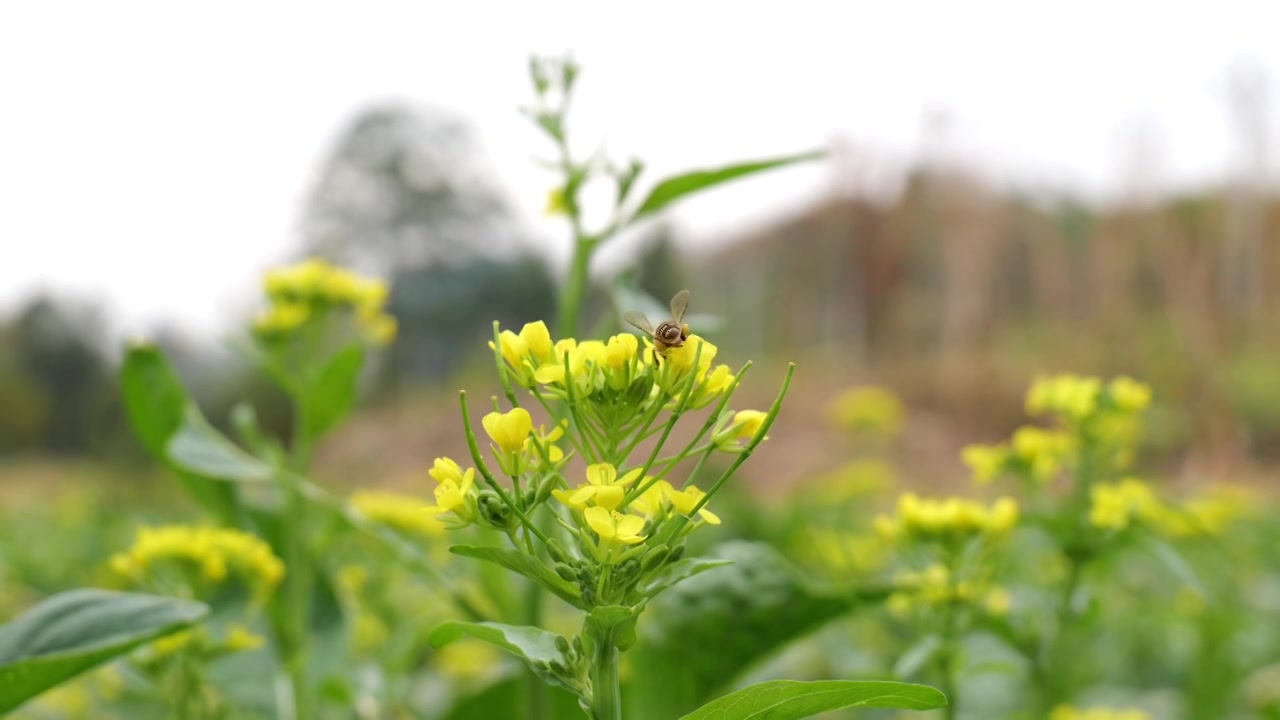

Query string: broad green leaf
629 151 823 223
627 542 855 719
893 634 941 679
449 545 583 608
167 405 274 482
679 680 947 720
0 589 208 714
429 621 565 665
643 558 734 598
302 344 365 441
429 621 576 695
120 344 240 521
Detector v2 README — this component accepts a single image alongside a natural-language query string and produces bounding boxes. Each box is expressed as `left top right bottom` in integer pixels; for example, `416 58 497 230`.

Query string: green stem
559 237 595 338
523 578 548 720
590 640 622 720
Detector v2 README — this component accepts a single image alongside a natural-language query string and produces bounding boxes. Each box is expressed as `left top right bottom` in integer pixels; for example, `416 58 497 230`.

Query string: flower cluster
491 321 740 414
1088 477 1164 531
1048 706 1152 720
825 385 906 437
254 257 397 345
875 493 1019 544
110 525 285 603
886 564 1010 619
962 375 1152 486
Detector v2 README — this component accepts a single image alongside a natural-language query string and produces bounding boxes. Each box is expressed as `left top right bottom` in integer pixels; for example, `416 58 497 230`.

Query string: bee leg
651 347 661 366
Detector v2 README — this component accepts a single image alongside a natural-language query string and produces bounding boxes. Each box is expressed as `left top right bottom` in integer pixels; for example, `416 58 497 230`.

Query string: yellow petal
584 506 614 539
586 463 618 487
594 485 625 511
615 514 647 543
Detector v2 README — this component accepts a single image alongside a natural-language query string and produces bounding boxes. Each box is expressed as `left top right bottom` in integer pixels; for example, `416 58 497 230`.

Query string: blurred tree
298 102 556 387
299 103 531 271
6 296 112 454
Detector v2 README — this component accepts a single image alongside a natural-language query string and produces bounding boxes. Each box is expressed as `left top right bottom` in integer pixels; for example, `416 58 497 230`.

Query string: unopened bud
641 545 670 572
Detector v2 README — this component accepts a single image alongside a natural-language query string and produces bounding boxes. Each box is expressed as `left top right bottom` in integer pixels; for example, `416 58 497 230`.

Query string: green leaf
449 545 583 609
627 542 855 719
0 589 208 714
629 151 824 223
429 621 576 695
120 344 241 521
679 680 946 720
643 558 734 598
301 344 365 441
585 605 641 652
429 621 564 665
167 405 274 482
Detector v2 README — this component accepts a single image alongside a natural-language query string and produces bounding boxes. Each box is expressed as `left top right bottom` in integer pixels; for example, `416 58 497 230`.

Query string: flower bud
555 562 578 582
641 545 670 572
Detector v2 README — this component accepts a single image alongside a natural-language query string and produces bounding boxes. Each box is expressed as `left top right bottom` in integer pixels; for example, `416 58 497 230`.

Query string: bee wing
623 311 656 335
669 289 691 324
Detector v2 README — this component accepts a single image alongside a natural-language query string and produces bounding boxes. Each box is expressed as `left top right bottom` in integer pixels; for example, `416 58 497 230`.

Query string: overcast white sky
2 0 1278 337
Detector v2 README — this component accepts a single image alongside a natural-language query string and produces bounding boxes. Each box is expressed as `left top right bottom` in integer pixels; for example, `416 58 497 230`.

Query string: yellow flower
689 364 736 408
223 624 265 652
483 408 533 474
429 457 466 485
110 526 284 602
350 490 445 539
526 421 567 468
879 493 1018 543
1089 477 1161 531
734 410 768 440
492 329 529 370
1108 376 1152 412
253 302 310 337
658 334 717 395
520 321 555 365
1049 706 1153 720
584 507 648 548
984 587 1012 616
961 444 1008 485
664 484 721 525
432 470 476 514
1010 426 1075 481
361 310 398 345
1026 374 1102 421
716 409 768 447
553 463 640 512
826 386 906 436
631 479 674 518
534 339 605 395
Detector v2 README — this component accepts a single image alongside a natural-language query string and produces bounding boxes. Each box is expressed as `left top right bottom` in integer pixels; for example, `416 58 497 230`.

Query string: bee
625 289 692 364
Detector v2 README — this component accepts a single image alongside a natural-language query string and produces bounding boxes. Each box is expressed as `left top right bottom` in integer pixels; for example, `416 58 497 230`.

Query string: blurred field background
3 0 1280 625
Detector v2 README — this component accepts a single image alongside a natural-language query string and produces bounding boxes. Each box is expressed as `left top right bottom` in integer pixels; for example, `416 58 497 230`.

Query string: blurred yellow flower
350 489 445 540
1089 478 1162 531
110 525 284 602
826 385 906 437
1049 706 1152 720
1026 374 1102 421
877 493 1018 543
